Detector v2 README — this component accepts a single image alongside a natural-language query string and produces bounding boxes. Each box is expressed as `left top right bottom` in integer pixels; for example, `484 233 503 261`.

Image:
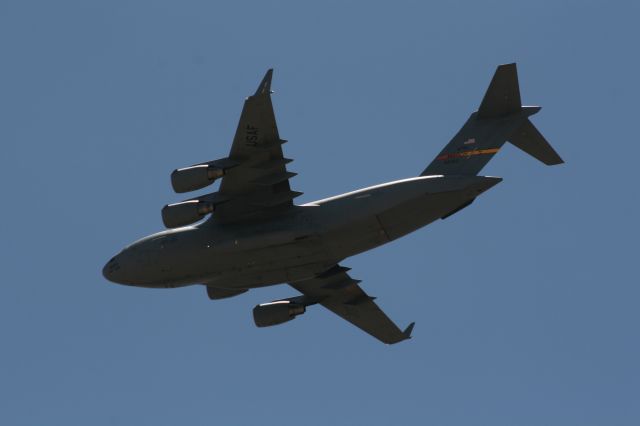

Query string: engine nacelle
161 200 215 228
253 301 306 327
171 164 225 193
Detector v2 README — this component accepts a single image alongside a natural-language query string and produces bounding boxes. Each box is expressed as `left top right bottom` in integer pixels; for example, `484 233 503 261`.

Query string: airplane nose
102 255 122 283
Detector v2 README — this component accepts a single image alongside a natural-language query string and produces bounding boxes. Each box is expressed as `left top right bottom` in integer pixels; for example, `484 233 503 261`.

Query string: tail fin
477 63 522 118
422 63 563 176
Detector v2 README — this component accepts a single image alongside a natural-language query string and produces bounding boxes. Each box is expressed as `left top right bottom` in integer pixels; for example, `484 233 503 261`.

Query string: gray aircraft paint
103 64 562 344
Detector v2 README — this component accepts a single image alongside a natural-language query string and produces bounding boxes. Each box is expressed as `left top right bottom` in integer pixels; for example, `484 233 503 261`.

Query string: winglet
254 68 273 96
403 322 415 340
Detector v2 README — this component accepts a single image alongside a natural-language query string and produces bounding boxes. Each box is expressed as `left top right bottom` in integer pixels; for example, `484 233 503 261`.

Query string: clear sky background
1 1 639 425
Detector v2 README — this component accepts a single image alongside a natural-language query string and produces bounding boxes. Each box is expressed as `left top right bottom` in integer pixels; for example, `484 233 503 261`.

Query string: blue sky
1 1 639 425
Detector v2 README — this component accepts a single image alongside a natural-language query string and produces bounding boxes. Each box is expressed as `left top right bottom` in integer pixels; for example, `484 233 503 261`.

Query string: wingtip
403 322 415 339
254 68 274 96
546 157 565 166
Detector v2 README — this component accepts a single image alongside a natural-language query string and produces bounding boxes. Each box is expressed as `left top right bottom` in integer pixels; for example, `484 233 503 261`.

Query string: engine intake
253 300 306 327
161 200 215 228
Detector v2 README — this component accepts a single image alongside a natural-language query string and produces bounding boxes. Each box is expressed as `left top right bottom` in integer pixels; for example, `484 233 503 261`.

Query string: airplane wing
214 69 301 223
290 265 415 344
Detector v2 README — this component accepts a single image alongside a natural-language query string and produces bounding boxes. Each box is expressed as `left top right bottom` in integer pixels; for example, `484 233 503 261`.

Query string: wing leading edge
290 265 415 344
214 69 301 223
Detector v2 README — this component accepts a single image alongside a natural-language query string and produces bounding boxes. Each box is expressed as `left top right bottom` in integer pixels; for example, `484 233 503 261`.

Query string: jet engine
171 165 224 193
170 157 238 193
161 200 215 228
253 300 306 327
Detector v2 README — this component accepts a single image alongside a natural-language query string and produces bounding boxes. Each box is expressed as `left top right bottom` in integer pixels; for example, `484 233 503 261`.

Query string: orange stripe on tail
437 148 500 161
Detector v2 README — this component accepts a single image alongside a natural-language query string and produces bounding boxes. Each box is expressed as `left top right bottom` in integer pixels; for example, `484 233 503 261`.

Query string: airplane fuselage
103 174 501 289
102 64 562 344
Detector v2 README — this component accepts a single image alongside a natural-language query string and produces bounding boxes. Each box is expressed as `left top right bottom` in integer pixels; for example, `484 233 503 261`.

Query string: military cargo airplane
103 64 563 344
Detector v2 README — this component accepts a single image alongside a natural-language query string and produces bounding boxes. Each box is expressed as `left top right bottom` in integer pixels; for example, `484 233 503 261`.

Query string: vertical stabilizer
477 63 521 118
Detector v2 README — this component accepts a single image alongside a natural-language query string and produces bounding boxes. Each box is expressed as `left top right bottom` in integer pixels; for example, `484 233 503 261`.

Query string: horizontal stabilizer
509 119 564 165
